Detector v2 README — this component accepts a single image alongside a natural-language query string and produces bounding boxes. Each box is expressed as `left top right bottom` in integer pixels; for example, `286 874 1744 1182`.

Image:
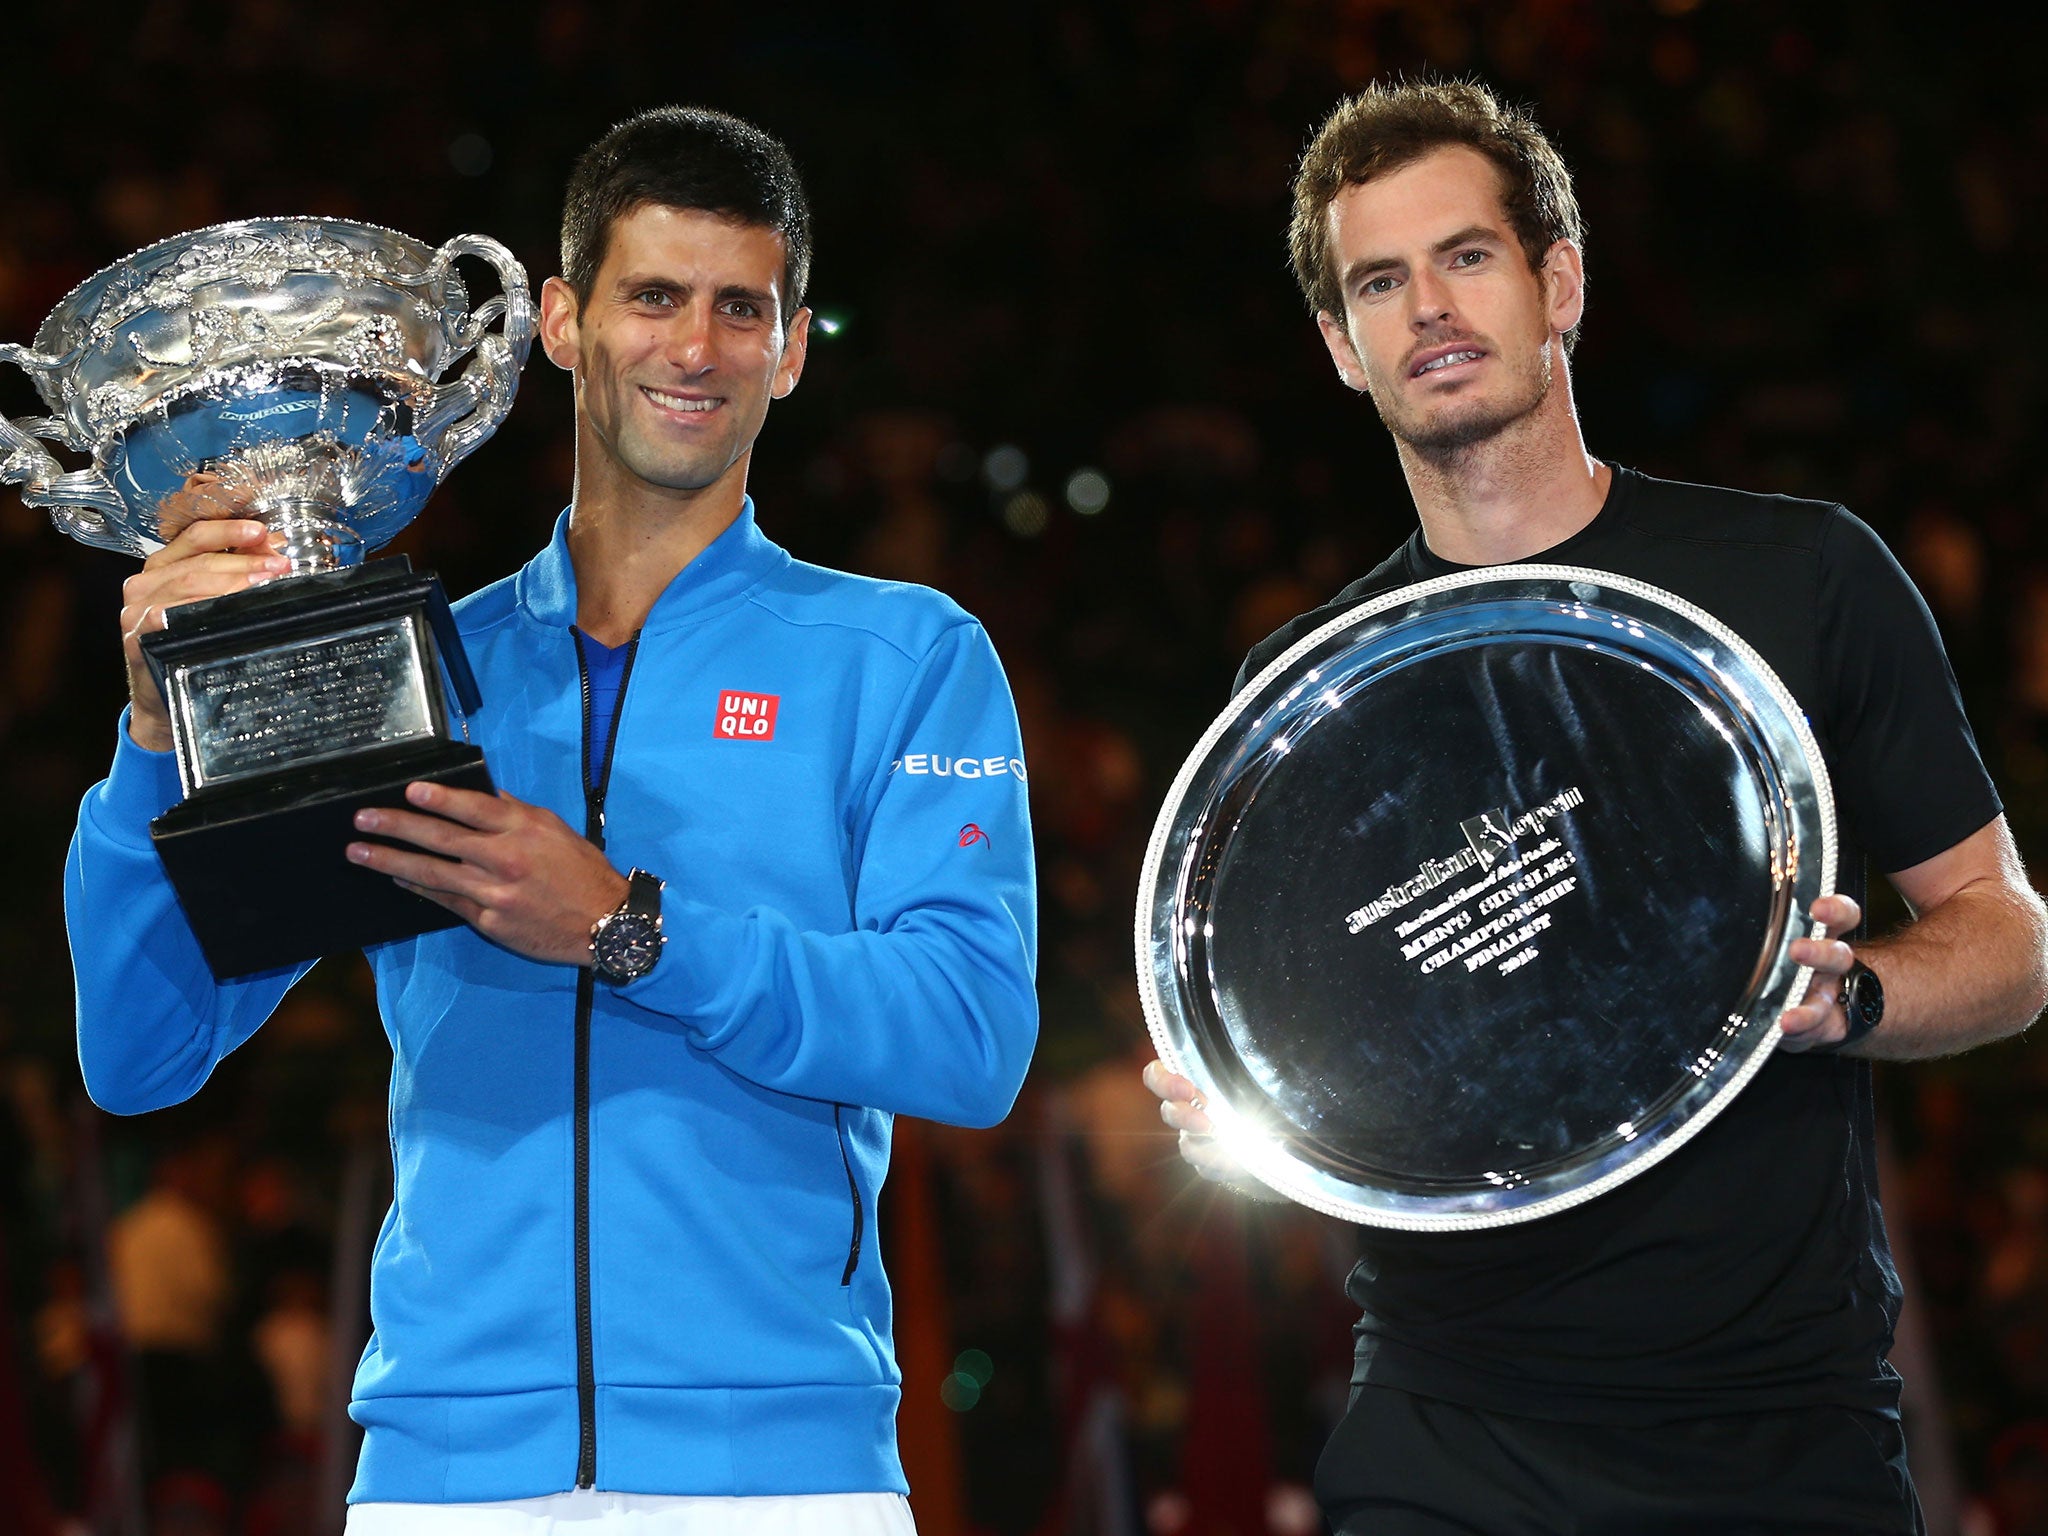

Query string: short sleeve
1816 507 2001 873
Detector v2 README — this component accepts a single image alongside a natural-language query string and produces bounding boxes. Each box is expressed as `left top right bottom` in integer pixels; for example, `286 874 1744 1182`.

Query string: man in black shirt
1143 79 2048 1533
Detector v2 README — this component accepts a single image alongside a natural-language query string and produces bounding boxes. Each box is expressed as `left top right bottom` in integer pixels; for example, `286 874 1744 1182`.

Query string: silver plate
1137 566 1836 1230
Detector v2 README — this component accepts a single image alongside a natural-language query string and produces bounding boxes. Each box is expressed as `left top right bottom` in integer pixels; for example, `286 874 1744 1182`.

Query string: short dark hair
560 106 812 323
1289 79 1584 347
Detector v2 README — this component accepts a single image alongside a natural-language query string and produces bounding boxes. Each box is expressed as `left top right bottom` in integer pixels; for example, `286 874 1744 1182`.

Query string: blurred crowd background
4 1 2048 1533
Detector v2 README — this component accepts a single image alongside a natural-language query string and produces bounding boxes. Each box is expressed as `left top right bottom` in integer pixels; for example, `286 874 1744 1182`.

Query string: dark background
6 2 2048 1533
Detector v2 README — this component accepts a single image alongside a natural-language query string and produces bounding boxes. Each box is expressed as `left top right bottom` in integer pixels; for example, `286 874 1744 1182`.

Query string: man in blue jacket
68 107 1038 1534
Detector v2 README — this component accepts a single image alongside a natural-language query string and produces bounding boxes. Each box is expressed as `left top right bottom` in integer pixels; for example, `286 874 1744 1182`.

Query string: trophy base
151 739 494 979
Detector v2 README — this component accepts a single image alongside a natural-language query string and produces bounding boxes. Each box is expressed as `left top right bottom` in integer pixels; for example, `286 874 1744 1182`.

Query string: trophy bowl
2 217 537 978
1 216 532 567
1137 567 1835 1230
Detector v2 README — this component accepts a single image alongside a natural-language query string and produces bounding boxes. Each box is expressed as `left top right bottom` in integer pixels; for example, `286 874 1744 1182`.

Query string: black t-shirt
1237 465 2000 1423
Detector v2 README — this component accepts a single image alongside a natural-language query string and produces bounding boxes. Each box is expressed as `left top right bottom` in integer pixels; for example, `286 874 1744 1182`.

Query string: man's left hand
348 783 628 967
1776 892 1863 1051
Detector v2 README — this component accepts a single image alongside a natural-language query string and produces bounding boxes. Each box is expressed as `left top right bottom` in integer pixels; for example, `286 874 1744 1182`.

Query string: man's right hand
1142 1057 1283 1197
122 491 288 751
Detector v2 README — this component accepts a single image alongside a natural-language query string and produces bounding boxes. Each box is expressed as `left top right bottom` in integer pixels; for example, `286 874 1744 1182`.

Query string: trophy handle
0 339 132 552
421 234 537 475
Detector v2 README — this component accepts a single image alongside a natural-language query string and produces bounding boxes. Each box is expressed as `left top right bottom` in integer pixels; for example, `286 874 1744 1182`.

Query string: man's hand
1776 892 1863 1051
154 469 252 543
348 782 630 966
121 482 289 750
1141 1058 1284 1198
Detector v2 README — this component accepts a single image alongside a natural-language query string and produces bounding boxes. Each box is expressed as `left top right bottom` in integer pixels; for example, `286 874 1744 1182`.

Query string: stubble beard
591 378 743 495
627 433 738 494
1373 339 1555 466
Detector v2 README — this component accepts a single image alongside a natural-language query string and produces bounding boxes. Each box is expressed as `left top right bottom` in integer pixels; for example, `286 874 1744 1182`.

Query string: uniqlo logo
714 691 780 741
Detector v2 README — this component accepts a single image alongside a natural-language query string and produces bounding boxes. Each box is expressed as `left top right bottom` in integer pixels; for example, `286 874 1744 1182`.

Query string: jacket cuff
88 711 184 846
610 893 727 1031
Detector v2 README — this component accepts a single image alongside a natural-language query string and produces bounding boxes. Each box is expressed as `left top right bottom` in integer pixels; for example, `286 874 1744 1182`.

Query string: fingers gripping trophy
0 218 536 978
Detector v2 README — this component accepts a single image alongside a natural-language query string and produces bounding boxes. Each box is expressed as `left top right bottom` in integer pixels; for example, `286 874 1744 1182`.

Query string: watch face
599 916 662 978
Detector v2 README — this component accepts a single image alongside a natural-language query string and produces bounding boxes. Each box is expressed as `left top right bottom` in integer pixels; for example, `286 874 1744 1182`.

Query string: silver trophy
2 217 537 977
1138 567 1834 1229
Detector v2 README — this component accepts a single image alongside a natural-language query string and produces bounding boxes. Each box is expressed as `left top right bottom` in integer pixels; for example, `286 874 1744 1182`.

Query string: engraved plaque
174 617 436 790
134 555 492 979
1137 566 1835 1230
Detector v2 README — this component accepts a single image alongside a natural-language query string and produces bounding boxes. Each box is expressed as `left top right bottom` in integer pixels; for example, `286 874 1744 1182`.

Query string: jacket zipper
572 630 641 1489
834 1105 864 1286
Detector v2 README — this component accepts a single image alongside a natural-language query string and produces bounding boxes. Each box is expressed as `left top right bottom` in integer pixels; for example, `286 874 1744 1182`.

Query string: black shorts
1314 1384 1925 1535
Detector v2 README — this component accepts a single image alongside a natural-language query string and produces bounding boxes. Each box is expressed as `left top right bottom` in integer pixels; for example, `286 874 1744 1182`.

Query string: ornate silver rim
34 215 445 356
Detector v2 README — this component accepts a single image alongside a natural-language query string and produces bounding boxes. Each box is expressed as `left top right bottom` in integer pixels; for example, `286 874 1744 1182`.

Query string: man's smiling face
546 202 809 500
1316 145 1574 457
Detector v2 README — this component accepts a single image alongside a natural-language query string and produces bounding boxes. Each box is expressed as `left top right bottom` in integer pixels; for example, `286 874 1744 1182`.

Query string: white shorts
345 1490 917 1536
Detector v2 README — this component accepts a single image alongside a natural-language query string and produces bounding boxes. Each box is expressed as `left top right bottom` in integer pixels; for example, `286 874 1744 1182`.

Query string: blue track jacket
66 502 1039 1501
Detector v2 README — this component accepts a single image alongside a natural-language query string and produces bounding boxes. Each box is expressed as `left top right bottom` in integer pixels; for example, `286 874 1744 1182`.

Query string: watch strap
620 868 663 923
1817 960 1883 1053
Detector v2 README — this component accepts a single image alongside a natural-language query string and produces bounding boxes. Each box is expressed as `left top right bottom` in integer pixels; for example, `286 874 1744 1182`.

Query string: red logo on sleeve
715 691 780 741
959 823 990 849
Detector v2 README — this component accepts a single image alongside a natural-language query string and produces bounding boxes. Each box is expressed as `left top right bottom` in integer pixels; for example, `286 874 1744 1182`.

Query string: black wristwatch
590 868 665 984
1821 960 1884 1053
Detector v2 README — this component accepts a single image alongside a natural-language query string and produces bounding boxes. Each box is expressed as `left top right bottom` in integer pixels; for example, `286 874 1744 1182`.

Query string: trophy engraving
176 620 440 788
1349 789 1590 986
1 218 537 977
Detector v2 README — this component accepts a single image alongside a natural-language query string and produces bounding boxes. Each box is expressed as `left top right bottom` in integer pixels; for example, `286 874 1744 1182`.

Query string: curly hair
1289 79 1583 345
